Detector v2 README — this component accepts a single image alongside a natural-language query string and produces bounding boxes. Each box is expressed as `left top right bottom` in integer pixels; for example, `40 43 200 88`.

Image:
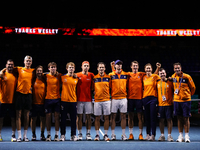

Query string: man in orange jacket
109 60 128 141
172 62 196 143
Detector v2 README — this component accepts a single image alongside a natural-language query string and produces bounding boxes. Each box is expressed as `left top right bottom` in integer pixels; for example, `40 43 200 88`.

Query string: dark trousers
60 101 77 136
142 96 158 136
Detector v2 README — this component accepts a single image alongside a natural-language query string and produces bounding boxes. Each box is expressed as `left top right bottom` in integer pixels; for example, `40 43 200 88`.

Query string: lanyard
175 74 183 89
160 81 166 95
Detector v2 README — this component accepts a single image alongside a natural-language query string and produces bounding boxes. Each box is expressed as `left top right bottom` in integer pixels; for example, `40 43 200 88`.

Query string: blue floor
0 126 200 150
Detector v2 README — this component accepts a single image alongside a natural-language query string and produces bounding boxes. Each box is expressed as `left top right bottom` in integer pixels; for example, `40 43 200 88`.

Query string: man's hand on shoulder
73 73 78 78
0 68 6 77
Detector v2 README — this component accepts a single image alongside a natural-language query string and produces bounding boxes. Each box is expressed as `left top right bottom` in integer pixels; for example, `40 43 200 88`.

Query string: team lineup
0 56 196 143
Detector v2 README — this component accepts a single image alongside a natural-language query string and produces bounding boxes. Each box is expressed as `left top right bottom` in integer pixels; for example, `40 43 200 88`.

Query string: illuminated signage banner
1 26 200 36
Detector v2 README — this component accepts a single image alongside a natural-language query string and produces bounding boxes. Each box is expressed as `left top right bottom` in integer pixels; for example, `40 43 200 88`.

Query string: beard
7 67 13 71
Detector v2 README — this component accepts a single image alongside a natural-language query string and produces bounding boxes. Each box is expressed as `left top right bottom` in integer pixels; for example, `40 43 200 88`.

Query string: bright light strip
1 27 200 36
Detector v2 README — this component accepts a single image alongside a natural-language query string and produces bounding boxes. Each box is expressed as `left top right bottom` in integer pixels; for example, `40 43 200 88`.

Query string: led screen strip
1 26 200 36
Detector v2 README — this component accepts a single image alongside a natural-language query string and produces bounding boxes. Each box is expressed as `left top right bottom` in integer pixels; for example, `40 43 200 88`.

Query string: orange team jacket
109 70 128 100
0 71 17 104
16 67 35 94
33 78 46 105
45 73 62 99
77 72 94 102
127 72 146 100
143 74 161 98
157 79 174 106
93 73 111 102
172 72 196 102
61 74 78 102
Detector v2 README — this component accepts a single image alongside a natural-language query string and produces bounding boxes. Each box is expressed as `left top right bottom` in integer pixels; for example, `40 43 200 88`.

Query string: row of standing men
0 56 196 142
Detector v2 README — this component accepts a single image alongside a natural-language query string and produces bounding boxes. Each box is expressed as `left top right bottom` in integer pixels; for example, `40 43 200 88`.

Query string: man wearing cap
110 61 161 141
109 60 128 141
76 61 94 140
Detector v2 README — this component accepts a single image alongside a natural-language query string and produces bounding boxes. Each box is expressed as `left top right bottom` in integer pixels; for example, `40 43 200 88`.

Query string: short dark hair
173 62 181 67
7 59 14 62
159 68 165 72
97 62 106 67
48 62 57 68
7 59 14 64
36 65 43 71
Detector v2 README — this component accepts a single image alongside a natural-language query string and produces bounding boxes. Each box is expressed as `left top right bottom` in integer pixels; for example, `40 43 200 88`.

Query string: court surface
0 126 200 150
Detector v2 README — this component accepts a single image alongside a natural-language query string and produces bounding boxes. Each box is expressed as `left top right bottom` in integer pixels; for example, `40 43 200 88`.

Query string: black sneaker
94 134 100 141
54 135 59 141
103 134 110 141
46 135 51 141
40 133 46 141
32 134 36 141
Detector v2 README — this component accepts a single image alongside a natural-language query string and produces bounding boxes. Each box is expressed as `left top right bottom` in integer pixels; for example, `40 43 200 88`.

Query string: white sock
55 131 59 136
78 130 82 134
23 130 27 138
47 131 51 135
129 128 133 134
179 132 183 136
87 129 90 134
18 130 21 138
96 130 99 135
111 130 115 135
122 129 125 135
139 129 143 134
185 133 189 137
161 133 164 136
12 131 15 135
104 130 108 135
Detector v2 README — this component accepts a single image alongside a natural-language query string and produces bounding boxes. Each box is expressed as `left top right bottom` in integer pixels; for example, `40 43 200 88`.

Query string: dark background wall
1 2 200 126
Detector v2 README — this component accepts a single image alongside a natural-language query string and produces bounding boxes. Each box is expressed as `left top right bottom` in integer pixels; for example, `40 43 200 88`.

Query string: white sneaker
11 135 17 142
185 135 190 143
0 135 2 142
167 135 174 142
121 135 128 141
158 135 165 141
144 134 150 140
23 137 29 142
54 135 59 141
60 135 65 141
103 134 110 141
148 135 155 141
94 134 100 141
86 133 92 141
46 135 51 141
17 137 22 142
70 135 78 141
78 133 83 141
176 135 184 142
111 134 116 140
